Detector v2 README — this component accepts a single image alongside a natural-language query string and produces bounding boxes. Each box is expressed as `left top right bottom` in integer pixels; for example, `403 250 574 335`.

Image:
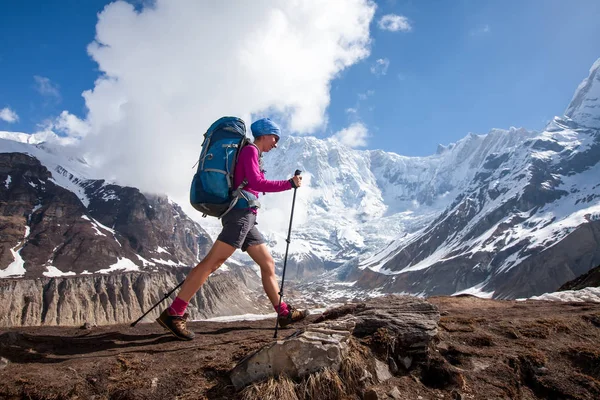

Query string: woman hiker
156 118 308 340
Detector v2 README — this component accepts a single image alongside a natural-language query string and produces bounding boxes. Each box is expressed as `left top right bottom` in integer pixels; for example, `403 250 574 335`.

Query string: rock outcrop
316 295 440 367
559 263 600 290
231 295 440 390
0 266 268 327
230 317 355 390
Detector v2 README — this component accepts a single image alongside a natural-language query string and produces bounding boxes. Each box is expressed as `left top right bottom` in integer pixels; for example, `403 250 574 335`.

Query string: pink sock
275 301 289 316
168 297 188 316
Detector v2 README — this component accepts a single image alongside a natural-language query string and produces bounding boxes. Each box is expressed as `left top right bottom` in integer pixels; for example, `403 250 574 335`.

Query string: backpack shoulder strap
243 142 264 172
244 142 261 156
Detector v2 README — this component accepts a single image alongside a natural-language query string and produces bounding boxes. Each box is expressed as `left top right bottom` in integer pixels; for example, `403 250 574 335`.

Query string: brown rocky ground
0 296 599 400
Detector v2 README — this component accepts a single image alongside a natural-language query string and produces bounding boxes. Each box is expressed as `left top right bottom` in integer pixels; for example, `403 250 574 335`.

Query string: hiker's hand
290 175 302 188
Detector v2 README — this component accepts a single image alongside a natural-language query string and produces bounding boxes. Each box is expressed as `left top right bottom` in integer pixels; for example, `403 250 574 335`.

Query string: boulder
230 317 356 390
317 295 440 362
230 295 440 390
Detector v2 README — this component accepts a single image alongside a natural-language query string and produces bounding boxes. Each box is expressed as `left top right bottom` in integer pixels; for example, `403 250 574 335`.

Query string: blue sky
0 1 104 125
1 0 599 157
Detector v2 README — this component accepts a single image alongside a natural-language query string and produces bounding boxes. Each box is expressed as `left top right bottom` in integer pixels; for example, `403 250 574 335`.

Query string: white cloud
345 90 374 120
378 14 412 32
370 58 390 76
358 90 375 100
76 0 375 204
45 111 91 138
34 76 61 98
332 122 369 148
470 24 491 36
0 107 19 123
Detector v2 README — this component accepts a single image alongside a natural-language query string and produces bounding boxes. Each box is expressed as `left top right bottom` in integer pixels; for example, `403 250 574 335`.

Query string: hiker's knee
208 257 227 273
260 259 276 277
195 255 228 274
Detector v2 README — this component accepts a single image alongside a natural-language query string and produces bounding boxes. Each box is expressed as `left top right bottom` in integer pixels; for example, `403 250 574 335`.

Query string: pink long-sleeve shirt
234 144 292 201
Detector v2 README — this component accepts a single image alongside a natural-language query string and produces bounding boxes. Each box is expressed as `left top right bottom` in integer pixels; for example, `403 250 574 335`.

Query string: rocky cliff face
0 266 268 327
0 151 267 327
0 152 212 278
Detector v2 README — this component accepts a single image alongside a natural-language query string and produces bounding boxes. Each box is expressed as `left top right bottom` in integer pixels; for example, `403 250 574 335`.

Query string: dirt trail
0 297 599 399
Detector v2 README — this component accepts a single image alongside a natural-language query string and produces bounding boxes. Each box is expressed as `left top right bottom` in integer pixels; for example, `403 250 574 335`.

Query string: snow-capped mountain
0 139 213 278
565 58 600 129
261 125 539 274
346 59 600 299
2 58 599 302
259 58 600 298
0 139 272 326
352 116 600 298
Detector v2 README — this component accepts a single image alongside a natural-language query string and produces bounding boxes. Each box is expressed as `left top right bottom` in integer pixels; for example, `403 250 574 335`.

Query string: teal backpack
190 117 260 218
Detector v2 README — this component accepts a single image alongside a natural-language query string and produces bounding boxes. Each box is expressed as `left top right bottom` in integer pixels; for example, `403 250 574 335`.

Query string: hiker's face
260 134 279 152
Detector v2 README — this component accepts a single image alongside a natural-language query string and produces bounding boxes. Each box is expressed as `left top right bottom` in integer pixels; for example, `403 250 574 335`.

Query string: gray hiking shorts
217 208 265 252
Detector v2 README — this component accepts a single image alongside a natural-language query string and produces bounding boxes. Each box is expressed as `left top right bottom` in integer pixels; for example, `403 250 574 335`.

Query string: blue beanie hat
251 118 281 140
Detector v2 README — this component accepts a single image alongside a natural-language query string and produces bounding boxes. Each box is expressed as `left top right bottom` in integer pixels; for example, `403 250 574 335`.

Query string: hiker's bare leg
246 243 280 307
176 240 236 302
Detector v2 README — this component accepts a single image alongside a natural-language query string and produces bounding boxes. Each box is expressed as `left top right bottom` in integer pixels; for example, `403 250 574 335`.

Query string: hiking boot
278 305 309 328
156 309 195 340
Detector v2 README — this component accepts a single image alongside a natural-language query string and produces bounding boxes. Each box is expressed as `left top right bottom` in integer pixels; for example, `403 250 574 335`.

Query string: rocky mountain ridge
349 96 600 299
2 58 600 311
0 150 269 326
559 264 600 291
0 267 268 328
1 151 215 279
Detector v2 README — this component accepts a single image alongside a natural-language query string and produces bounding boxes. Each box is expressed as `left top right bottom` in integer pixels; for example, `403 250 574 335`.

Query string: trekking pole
274 169 302 339
130 280 184 327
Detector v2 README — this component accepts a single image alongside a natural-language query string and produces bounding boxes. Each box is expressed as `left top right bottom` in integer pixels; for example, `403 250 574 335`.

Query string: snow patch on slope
0 248 26 278
97 258 140 273
524 287 600 303
43 266 76 278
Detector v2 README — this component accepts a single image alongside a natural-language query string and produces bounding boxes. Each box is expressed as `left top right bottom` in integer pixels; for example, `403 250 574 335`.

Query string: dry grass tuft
340 339 372 391
372 327 397 356
298 368 345 400
240 376 299 400
240 340 372 400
